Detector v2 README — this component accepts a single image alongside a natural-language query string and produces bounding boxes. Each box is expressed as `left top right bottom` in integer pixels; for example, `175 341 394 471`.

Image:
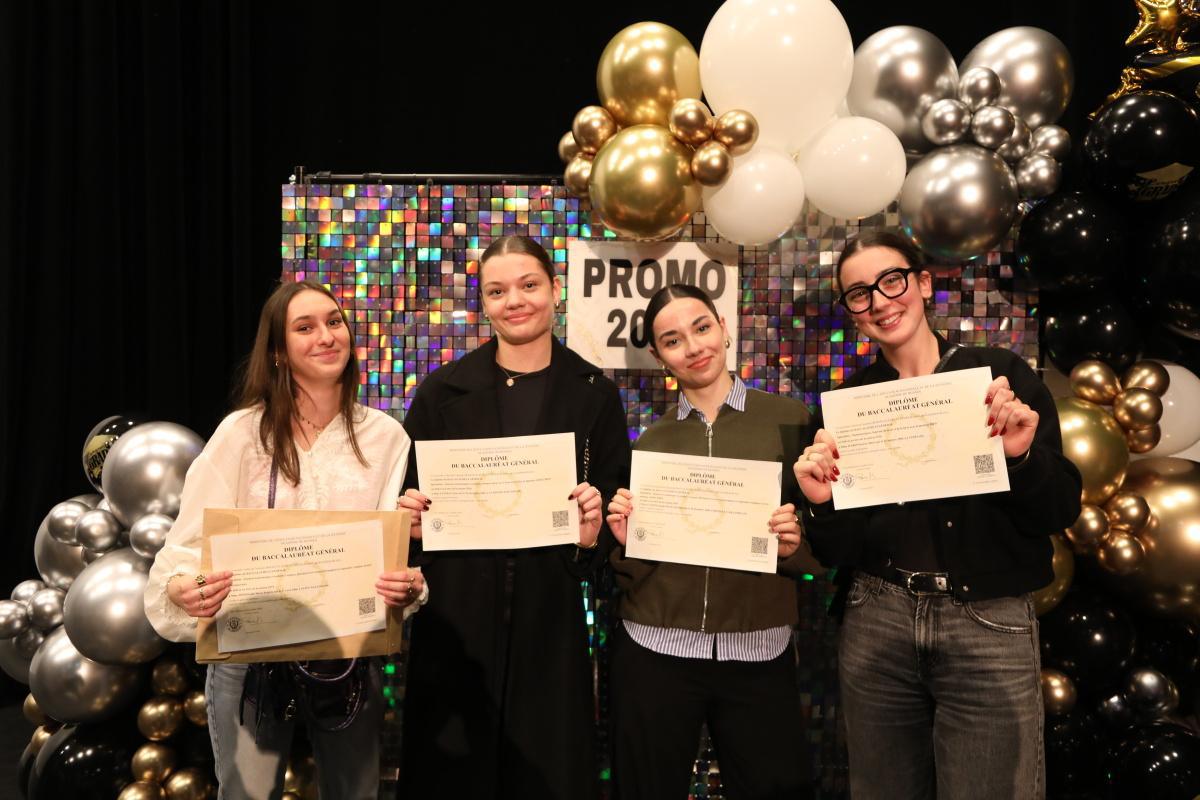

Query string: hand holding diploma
168 570 234 618
795 370 1039 509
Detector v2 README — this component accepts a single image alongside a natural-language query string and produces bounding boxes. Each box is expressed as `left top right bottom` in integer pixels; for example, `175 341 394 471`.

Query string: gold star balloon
1126 0 1200 54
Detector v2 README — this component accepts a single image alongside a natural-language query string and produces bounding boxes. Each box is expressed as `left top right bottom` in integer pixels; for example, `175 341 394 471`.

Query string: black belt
866 566 953 595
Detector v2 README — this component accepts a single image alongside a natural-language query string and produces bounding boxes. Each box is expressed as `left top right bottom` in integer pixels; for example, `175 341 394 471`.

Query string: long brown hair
237 279 367 485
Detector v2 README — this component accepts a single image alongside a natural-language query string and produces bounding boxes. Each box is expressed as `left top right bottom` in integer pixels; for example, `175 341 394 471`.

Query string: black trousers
610 624 812 800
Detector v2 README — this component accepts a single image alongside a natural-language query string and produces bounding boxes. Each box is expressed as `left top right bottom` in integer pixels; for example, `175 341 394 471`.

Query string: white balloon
700 0 854 154
1147 363 1200 456
796 117 906 220
702 146 806 246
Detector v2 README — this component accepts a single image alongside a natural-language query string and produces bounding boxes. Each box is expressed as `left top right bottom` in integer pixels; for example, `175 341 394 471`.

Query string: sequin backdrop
281 180 1037 798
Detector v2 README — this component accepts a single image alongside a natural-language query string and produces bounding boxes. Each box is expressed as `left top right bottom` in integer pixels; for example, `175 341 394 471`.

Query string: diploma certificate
625 450 782 573
416 432 580 551
820 367 1009 509
209 519 387 653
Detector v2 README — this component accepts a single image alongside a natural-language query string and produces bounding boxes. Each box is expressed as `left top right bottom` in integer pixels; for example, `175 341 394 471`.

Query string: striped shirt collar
677 374 747 421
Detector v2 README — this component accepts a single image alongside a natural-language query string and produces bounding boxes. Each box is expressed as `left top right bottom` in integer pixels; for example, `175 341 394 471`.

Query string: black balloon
1108 722 1200 798
81 415 146 492
1044 711 1105 798
1040 591 1137 695
1083 91 1200 203
1142 181 1200 338
28 716 142 800
1097 692 1136 731
1017 191 1128 291
1042 296 1143 373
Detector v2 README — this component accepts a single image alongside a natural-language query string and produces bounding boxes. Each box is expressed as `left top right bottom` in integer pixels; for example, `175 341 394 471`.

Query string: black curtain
0 0 1134 702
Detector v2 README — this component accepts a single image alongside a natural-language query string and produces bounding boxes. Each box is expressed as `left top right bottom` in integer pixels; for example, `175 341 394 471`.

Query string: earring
660 364 672 377
724 338 731 349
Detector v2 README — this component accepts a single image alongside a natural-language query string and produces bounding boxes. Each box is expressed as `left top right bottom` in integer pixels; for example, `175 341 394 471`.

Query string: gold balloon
1119 457 1200 621
589 125 701 241
1066 504 1110 553
1123 360 1171 396
691 141 732 187
1113 388 1164 430
1127 424 1162 453
138 696 184 742
1055 397 1130 505
571 105 618 155
1041 668 1078 715
1033 533 1075 615
712 110 759 156
29 726 51 756
119 783 166 800
1105 492 1153 534
563 153 593 198
151 660 189 696
668 98 713 146
596 21 701 128
284 754 318 800
1069 360 1122 405
132 742 178 783
164 767 209 800
557 131 580 164
1098 530 1147 575
23 693 45 726
182 690 207 727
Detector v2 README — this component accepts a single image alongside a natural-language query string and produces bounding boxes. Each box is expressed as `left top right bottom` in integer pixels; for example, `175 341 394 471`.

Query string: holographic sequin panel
282 181 1035 799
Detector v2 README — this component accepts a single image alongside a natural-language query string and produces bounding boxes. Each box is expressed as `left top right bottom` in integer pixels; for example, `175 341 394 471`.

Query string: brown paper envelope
196 508 410 664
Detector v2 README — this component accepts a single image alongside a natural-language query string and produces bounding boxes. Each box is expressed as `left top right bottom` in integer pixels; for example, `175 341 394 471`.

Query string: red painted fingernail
986 417 994 426
833 449 841 459
985 396 992 405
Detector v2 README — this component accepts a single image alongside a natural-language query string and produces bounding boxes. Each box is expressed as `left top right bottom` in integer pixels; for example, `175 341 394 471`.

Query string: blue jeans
206 662 383 800
838 574 1044 800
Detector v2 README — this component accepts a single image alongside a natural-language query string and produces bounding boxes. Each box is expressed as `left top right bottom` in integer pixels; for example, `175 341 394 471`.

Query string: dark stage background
0 0 1136 705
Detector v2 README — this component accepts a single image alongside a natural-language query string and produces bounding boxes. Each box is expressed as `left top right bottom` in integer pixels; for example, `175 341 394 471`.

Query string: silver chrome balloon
63 548 167 665
15 628 44 659
1016 153 1061 198
101 422 204 526
900 145 1019 259
0 600 29 639
996 118 1033 163
26 589 66 632
11 580 46 604
1031 124 1071 161
920 98 972 146
0 637 32 683
69 493 103 509
1124 668 1180 718
82 548 105 564
958 66 1002 111
97 497 112 513
33 512 86 591
129 514 173 560
970 105 1017 149
845 26 959 154
28 626 144 723
960 27 1074 128
46 501 89 546
74 508 123 552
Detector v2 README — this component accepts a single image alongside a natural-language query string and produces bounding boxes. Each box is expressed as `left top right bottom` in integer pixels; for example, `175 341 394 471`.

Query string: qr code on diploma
974 454 996 475
751 536 769 555
552 510 569 528
358 596 376 615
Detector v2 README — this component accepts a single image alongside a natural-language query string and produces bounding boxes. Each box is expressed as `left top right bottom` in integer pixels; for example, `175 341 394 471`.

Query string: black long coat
399 337 631 799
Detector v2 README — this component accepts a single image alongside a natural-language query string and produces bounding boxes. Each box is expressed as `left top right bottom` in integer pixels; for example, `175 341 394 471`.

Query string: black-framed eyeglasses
837 267 920 314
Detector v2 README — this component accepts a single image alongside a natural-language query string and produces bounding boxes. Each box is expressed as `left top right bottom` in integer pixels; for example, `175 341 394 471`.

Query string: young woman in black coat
795 230 1082 799
397 235 631 799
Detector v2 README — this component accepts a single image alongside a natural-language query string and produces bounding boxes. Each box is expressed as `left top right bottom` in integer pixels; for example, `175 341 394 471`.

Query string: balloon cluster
558 3 915 247
3 416 211 798
846 26 1074 259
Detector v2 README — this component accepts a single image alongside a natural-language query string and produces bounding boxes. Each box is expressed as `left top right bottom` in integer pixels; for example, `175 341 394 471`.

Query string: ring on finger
199 586 207 601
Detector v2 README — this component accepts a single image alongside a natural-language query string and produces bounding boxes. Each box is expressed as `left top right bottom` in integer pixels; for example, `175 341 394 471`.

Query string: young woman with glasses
794 230 1081 799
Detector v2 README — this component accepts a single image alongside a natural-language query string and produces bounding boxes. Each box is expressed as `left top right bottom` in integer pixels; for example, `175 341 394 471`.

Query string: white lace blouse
144 404 413 642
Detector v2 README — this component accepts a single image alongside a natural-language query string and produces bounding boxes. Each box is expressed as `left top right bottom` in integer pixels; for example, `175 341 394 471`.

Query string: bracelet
576 538 600 551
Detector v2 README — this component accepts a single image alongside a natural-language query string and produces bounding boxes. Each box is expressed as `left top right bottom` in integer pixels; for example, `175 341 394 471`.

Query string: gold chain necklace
296 410 329 439
497 364 529 388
